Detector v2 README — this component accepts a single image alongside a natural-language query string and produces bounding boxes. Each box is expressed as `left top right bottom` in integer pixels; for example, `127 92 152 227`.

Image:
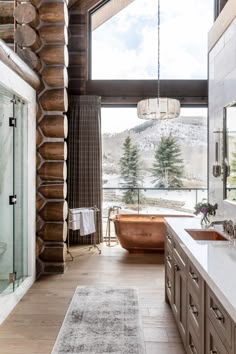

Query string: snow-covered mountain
103 115 207 188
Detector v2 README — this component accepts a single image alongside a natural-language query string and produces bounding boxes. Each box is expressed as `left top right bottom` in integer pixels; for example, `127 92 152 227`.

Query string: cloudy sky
92 0 213 133
92 0 213 80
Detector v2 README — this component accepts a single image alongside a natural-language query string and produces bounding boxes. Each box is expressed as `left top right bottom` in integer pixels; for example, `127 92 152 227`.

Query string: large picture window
102 107 207 215
91 0 213 80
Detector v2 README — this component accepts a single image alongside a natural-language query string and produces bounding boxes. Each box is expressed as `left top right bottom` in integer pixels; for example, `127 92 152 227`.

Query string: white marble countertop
165 216 236 324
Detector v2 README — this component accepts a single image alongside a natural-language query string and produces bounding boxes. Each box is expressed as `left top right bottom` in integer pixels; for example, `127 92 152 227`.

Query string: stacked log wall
12 0 69 276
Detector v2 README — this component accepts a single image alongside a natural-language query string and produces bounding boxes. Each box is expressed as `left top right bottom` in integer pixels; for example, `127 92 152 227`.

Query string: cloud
92 0 213 79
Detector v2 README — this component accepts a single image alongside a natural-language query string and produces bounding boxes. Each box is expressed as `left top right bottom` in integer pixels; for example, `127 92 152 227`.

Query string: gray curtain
67 95 102 244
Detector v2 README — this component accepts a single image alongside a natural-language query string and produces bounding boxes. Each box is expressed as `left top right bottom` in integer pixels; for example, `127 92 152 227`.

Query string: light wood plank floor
0 244 185 354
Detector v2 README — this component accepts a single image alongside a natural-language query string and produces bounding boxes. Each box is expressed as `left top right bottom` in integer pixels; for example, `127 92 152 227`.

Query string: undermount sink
185 229 228 241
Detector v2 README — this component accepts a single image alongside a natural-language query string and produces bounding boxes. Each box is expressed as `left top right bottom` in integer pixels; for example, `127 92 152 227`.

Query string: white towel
80 210 96 236
68 209 81 231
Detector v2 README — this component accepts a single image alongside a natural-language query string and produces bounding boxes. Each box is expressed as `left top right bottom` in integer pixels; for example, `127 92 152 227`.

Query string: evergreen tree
152 134 184 188
229 141 236 184
119 136 143 204
227 141 236 200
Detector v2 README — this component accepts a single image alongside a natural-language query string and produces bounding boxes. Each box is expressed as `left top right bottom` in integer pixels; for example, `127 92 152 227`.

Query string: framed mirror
223 103 236 202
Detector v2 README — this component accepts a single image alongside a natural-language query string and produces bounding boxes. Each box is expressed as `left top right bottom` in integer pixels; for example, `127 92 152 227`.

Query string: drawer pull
166 234 172 242
189 304 198 316
210 350 217 354
167 281 171 289
211 306 224 323
190 271 198 282
174 264 180 271
189 343 197 354
167 255 171 262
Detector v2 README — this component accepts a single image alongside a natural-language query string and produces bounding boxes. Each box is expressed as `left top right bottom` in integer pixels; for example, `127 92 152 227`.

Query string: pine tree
152 134 184 188
119 136 143 204
229 142 236 184
227 141 236 200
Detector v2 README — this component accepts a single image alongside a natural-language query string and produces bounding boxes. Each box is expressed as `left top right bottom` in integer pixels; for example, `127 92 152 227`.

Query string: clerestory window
91 0 213 80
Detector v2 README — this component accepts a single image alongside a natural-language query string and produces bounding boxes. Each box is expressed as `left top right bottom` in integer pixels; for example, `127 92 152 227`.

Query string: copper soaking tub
111 214 191 252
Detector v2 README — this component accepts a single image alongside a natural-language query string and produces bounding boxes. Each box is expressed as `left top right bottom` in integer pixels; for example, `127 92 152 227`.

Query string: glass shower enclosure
0 84 28 294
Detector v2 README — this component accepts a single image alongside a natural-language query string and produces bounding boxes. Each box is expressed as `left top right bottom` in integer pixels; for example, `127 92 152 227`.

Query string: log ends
39 25 68 45
39 2 69 27
39 88 68 112
39 201 68 221
38 161 67 181
42 66 68 88
14 3 40 28
17 47 42 72
38 222 67 242
39 45 69 66
38 141 68 161
38 183 67 199
14 24 42 52
39 115 68 138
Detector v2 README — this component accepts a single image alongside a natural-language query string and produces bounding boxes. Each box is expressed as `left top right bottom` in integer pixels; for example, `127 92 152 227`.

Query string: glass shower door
0 86 14 294
13 98 28 289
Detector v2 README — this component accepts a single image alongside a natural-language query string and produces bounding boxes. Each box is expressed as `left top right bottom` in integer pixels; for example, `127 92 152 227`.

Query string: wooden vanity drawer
206 317 229 354
188 261 204 296
166 229 173 248
207 286 232 349
173 239 186 271
188 282 202 335
165 244 173 270
187 322 201 354
165 264 172 304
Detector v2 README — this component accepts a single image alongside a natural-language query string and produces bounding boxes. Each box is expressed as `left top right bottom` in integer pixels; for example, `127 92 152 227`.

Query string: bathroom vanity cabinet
165 223 236 354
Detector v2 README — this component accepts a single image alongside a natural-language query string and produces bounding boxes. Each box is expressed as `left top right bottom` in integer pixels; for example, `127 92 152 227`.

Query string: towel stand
67 206 101 260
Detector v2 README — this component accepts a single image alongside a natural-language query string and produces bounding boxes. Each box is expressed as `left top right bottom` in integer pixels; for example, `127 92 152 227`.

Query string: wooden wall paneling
0 1 14 24
68 12 88 94
0 24 14 43
34 0 69 275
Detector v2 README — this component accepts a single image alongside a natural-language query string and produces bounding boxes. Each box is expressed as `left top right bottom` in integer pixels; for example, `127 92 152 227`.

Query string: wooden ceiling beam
70 0 104 11
68 79 208 105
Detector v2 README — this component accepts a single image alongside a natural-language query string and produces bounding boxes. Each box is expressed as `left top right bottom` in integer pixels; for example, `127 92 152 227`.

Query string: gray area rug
51 287 145 354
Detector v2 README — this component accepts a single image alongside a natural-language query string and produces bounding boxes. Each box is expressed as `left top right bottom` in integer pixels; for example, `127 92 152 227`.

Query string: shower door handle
9 195 17 205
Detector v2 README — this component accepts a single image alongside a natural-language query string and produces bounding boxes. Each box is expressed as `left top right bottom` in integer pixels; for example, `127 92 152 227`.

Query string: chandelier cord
157 0 160 102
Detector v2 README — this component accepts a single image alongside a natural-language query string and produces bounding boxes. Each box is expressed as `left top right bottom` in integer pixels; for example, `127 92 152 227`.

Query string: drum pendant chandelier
137 0 180 120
